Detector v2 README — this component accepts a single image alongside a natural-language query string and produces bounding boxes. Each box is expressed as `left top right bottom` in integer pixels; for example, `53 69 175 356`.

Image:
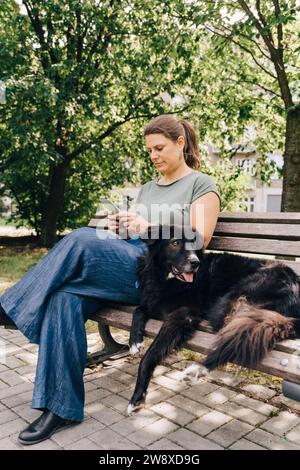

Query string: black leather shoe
18 410 77 445
0 304 17 329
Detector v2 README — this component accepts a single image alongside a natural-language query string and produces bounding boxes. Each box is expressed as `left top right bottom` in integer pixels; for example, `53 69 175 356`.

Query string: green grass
0 245 48 294
0 243 98 334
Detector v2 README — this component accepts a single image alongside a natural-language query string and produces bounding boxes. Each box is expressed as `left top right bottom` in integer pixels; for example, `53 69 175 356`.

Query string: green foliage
0 0 200 237
2 0 297 237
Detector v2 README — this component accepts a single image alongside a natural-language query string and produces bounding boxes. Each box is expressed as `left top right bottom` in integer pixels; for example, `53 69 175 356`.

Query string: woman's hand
108 211 150 237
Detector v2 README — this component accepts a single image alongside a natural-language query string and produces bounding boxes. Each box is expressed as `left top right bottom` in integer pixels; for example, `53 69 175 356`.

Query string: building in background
207 143 283 212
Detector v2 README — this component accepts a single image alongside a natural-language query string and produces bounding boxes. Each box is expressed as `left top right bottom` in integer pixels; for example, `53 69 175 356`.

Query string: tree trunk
281 109 300 212
40 161 68 247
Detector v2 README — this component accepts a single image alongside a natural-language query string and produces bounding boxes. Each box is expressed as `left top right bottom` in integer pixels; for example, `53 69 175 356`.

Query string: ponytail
180 120 200 170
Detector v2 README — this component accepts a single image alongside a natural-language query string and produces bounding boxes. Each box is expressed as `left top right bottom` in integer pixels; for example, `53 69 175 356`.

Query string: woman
0 114 220 445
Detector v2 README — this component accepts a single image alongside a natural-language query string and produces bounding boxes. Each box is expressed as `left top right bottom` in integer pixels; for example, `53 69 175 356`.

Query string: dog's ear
140 224 163 245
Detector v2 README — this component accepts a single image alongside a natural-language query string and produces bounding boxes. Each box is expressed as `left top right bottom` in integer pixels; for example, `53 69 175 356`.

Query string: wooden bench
86 212 300 403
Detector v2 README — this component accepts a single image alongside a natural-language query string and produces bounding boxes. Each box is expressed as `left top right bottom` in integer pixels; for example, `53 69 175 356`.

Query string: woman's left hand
118 211 150 237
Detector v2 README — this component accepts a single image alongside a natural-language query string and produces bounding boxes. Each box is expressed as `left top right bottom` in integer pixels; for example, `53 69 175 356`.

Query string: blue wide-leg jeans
0 227 147 421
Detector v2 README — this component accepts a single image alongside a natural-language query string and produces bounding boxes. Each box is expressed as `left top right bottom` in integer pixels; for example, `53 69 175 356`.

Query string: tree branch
225 77 281 99
272 0 283 55
237 0 275 52
237 0 293 108
204 25 277 80
222 24 270 61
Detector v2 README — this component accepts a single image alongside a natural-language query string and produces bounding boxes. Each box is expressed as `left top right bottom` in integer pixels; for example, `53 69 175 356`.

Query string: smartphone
99 198 119 215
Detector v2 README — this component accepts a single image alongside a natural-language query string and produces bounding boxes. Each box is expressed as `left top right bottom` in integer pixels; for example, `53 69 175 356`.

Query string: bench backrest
207 212 300 276
89 211 300 276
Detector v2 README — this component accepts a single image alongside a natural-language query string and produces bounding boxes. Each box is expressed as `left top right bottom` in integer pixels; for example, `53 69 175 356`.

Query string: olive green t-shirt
133 171 221 226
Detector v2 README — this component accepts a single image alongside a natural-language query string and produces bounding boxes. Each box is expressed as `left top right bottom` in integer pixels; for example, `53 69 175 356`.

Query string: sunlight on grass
0 245 48 295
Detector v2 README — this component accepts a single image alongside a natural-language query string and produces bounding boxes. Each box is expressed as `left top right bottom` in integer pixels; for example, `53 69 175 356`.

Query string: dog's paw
127 400 144 415
180 363 209 383
129 342 143 355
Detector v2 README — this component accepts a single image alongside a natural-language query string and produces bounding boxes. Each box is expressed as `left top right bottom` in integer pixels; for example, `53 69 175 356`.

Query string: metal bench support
86 323 130 367
282 380 300 403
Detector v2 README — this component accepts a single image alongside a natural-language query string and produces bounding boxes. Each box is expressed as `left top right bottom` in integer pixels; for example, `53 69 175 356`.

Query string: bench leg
282 380 300 403
86 323 130 367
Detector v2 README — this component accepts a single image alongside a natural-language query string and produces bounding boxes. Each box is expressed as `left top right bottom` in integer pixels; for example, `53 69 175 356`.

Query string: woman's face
145 133 185 174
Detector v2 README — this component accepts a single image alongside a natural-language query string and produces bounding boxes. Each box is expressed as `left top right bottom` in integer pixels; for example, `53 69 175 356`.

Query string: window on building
266 194 281 212
236 158 255 176
239 196 255 212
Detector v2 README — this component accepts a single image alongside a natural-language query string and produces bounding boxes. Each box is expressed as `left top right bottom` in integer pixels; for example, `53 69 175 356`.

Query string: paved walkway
1 327 300 450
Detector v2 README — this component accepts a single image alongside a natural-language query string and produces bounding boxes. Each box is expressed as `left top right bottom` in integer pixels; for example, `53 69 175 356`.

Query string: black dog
127 224 300 414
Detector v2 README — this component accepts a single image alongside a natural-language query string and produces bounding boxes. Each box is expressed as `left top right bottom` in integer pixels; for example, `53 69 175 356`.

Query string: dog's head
140 224 203 284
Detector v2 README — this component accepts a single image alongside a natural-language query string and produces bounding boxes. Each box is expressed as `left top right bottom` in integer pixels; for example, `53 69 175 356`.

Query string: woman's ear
177 135 185 149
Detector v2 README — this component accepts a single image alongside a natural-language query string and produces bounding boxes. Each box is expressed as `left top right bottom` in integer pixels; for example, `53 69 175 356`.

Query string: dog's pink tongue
182 272 194 283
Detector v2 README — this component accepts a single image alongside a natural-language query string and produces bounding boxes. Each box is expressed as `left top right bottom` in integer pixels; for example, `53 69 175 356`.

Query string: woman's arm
190 192 220 249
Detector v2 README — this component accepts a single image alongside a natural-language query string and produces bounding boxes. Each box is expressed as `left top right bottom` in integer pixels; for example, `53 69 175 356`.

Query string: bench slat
215 222 300 240
94 305 300 355
92 309 300 384
209 236 300 257
218 212 300 224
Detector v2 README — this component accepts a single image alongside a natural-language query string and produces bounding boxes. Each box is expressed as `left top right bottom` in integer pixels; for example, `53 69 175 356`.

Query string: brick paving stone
0 417 27 440
152 375 188 393
110 409 160 437
89 428 141 450
0 380 9 390
167 395 211 418
12 403 41 423
0 437 22 450
181 382 220 401
143 387 175 406
66 438 102 450
0 408 20 425
241 384 277 400
118 383 160 401
216 401 268 426
101 394 130 415
187 410 232 436
86 403 125 426
150 401 195 426
1 391 33 408
197 388 237 407
147 438 184 450
168 428 223 450
229 438 266 450
0 382 33 400
285 423 300 445
208 370 244 387
208 419 253 448
15 352 37 366
261 411 300 436
232 393 277 416
272 394 300 412
0 356 26 370
0 369 29 387
127 417 179 447
52 418 103 447
84 388 111 405
90 376 129 393
247 428 300 450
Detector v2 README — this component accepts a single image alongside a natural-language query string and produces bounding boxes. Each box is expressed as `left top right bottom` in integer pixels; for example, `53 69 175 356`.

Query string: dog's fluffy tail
204 297 300 370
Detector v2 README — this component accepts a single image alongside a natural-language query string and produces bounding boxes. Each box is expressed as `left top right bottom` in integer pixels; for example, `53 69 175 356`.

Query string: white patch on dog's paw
129 343 143 355
127 402 141 415
180 363 209 383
